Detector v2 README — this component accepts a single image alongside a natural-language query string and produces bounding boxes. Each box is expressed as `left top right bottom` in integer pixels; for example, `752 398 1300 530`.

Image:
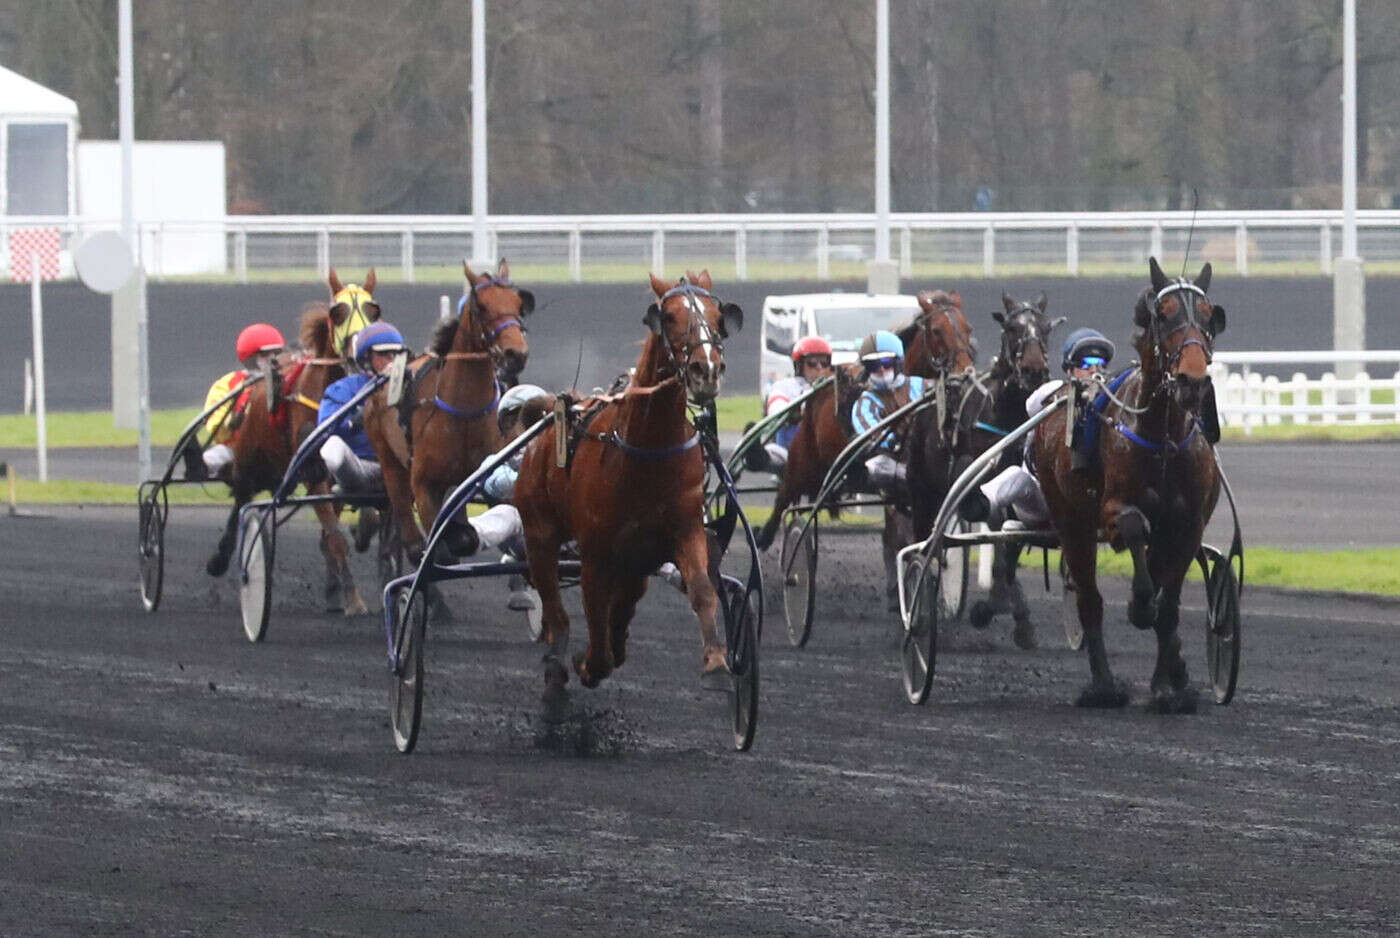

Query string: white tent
0 64 79 217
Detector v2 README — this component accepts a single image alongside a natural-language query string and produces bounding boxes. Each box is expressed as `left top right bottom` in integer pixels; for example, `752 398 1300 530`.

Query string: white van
758 292 921 401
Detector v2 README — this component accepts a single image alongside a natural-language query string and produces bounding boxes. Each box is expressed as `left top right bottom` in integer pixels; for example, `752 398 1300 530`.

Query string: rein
429 351 500 418
572 374 700 461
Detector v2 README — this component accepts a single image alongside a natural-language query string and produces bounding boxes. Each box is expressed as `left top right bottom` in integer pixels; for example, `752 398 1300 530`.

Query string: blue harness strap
605 430 700 461
434 381 501 419
1114 420 1199 453
1079 366 1136 459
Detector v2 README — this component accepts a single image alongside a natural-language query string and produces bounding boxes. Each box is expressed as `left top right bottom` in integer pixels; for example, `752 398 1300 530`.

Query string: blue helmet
861 330 905 365
1061 327 1114 373
351 322 406 368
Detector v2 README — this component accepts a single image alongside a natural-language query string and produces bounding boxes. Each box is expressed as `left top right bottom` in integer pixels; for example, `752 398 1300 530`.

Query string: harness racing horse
899 289 977 380
1031 259 1225 711
206 269 381 615
962 293 1064 647
365 259 532 560
515 271 742 701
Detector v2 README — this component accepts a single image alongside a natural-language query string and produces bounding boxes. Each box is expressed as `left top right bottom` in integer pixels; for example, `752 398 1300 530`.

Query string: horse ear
463 260 479 284
517 289 535 316
1196 262 1212 294
917 292 933 313
1035 292 1048 312
1134 288 1153 328
1209 304 1227 335
694 269 714 291
1148 256 1169 294
648 273 672 298
1001 292 1015 313
497 258 510 280
643 303 664 334
363 268 377 295
992 310 1006 325
328 268 344 296
719 301 743 337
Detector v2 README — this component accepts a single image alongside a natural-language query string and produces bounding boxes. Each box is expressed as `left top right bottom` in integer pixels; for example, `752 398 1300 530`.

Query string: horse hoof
343 596 369 617
572 652 605 688
1127 595 1157 630
969 600 994 630
206 554 230 577
1075 680 1131 709
1148 685 1199 715
1012 619 1038 651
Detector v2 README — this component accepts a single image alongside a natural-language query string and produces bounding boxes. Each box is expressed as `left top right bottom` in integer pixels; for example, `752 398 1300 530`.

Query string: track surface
2 508 1397 934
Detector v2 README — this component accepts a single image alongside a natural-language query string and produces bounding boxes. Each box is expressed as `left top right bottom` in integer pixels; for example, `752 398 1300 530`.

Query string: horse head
462 259 533 383
642 269 743 404
326 268 381 359
1138 257 1227 414
992 291 1063 388
902 290 976 377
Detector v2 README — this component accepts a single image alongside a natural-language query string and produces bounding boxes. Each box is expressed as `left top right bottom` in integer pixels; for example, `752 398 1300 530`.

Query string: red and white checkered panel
8 228 62 282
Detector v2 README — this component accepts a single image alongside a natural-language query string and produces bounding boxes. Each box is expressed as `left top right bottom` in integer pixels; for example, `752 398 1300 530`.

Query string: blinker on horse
514 270 742 702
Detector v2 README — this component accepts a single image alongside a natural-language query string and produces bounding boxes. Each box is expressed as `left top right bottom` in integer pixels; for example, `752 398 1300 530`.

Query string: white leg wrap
203 443 234 475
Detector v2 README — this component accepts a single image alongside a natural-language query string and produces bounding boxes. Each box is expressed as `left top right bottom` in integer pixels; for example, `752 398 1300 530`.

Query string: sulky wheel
939 519 971 621
239 510 274 643
390 587 429 753
900 553 940 705
781 516 817 647
720 577 760 752
138 490 166 613
1204 552 1241 705
1059 555 1084 651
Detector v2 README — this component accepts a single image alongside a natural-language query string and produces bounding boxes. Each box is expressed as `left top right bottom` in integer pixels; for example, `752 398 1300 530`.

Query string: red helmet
792 336 833 363
235 323 286 363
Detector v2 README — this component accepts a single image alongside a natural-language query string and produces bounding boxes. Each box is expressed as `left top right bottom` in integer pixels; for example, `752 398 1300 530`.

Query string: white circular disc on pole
74 232 135 294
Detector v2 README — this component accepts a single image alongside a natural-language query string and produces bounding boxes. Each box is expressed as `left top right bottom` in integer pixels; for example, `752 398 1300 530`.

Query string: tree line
4 0 1399 214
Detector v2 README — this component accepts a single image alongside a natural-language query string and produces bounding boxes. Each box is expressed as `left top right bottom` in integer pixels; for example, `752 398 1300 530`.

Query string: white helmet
497 383 550 434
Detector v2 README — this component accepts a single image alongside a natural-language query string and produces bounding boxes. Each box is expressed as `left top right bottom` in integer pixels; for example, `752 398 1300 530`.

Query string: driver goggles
800 356 833 369
862 355 899 372
1076 355 1105 368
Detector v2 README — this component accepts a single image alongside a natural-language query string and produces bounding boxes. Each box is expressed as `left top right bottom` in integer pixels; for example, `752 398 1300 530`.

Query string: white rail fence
6 209 1400 281
1210 351 1400 431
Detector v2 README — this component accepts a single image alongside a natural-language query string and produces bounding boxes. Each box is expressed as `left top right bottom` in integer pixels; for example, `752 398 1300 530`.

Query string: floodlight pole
117 0 151 481
471 0 490 269
1333 0 1365 386
867 0 898 294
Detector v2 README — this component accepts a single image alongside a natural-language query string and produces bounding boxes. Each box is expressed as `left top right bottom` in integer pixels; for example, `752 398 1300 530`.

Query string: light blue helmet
861 330 905 364
497 383 550 434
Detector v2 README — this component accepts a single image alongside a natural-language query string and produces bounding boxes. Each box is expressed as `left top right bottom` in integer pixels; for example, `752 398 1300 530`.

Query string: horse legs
1108 502 1156 630
1146 547 1197 714
206 487 250 576
525 525 570 703
1063 530 1129 708
673 524 727 679
1002 541 1036 650
882 507 914 612
380 452 425 561
312 497 367 616
573 559 615 688
606 573 649 671
756 475 796 552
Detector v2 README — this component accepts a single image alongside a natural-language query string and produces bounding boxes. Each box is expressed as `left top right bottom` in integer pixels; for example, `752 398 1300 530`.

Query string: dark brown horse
1031 259 1225 711
365 259 532 559
206 269 381 615
515 270 742 699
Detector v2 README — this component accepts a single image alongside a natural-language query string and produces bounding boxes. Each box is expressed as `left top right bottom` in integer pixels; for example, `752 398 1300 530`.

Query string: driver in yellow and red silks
182 323 286 482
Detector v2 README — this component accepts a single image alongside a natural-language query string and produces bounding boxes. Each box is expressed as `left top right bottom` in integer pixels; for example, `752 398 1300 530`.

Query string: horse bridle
999 306 1050 388
460 276 529 353
918 301 976 375
652 281 726 380
1150 280 1215 378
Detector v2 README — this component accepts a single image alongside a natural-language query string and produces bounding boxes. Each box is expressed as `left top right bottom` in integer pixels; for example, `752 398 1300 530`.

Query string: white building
0 64 79 217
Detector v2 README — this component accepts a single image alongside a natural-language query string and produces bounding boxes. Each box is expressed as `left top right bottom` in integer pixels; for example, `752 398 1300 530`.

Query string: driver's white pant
864 452 906 488
203 443 234 476
979 465 1050 526
467 504 527 558
320 436 383 493
763 442 789 472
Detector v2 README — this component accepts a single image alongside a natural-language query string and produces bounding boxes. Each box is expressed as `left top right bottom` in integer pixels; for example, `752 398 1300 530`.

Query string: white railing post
569 227 582 282
651 228 664 276
1290 372 1309 424
982 225 995 276
1244 370 1262 435
735 226 748 281
817 226 830 280
1320 372 1338 424
1262 374 1280 425
1355 371 1372 423
1066 222 1079 276
1235 222 1249 275
234 228 248 283
1320 224 1333 275
1224 371 1245 428
1150 223 1164 261
401 230 414 284
317 228 330 280
1393 369 1400 422
899 226 912 277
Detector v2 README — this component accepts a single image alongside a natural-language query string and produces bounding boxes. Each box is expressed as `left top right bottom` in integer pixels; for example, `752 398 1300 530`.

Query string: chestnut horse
365 260 532 559
515 271 742 700
206 269 381 615
900 289 977 379
1031 259 1225 711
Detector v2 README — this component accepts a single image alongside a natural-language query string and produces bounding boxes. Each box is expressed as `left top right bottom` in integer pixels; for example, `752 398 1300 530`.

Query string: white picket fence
1210 351 1400 431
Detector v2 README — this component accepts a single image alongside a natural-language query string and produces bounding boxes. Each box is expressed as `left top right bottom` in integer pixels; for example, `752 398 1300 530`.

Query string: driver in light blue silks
850 330 926 491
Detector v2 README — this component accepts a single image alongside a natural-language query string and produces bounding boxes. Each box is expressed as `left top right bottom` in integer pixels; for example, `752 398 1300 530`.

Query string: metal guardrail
7 209 1400 281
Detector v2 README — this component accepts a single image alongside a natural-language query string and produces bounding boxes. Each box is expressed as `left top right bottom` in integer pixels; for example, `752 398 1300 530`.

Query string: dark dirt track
2 508 1398 935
